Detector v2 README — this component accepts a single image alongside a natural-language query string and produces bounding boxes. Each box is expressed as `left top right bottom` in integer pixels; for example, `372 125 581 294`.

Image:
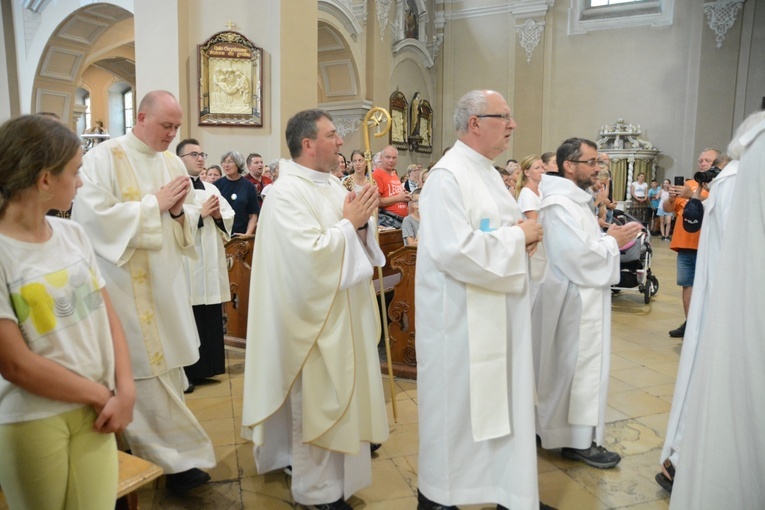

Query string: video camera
694 165 721 184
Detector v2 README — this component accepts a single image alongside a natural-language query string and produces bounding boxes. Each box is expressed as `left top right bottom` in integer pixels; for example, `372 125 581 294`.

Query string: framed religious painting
389 90 408 151
198 31 263 127
413 99 433 154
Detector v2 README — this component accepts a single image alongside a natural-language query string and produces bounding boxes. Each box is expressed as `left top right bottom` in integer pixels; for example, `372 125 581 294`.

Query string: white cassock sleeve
422 171 528 294
543 203 620 287
337 218 385 290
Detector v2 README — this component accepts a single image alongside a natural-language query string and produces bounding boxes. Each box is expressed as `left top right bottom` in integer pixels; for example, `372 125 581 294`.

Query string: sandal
655 459 675 493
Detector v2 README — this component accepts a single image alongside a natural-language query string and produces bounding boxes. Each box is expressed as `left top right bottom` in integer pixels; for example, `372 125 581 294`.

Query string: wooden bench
116 450 163 509
0 451 162 510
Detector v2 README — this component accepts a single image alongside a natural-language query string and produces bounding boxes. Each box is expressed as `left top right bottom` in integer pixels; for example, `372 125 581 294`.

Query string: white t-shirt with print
0 217 115 424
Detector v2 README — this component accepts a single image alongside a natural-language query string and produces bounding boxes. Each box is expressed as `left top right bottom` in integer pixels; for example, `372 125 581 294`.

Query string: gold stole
111 145 181 376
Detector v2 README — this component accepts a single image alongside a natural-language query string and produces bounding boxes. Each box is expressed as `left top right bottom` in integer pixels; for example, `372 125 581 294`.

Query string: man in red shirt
372 145 410 220
245 153 272 206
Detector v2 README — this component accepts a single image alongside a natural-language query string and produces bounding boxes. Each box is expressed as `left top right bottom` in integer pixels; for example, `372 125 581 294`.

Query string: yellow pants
0 406 117 510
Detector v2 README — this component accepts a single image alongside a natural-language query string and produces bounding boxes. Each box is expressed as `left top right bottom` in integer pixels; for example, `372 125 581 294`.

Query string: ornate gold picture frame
412 98 432 154
198 31 263 127
389 91 408 151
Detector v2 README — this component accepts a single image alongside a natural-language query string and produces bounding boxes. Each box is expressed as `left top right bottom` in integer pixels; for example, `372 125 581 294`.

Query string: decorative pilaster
376 0 393 41
516 19 544 64
704 0 745 48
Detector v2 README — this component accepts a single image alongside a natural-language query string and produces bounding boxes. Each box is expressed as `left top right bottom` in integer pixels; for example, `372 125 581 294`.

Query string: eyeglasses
476 113 514 122
569 159 599 168
180 151 208 159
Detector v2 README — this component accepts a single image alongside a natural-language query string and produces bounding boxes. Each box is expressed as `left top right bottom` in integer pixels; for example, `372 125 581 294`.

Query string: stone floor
2 236 684 510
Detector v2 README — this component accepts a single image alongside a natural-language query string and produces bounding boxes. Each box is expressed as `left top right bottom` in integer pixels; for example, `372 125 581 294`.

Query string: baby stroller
611 210 659 303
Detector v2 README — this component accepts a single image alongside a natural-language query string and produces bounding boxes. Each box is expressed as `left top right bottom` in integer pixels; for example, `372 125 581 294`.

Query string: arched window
124 89 134 131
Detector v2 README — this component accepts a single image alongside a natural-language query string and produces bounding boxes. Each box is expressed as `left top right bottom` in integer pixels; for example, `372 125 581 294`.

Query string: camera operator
663 148 718 338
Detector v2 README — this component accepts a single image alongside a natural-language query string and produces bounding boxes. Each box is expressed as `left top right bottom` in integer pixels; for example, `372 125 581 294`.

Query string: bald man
72 90 215 493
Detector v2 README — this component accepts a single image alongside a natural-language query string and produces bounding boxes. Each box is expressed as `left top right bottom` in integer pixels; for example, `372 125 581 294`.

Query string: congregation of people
0 88 763 510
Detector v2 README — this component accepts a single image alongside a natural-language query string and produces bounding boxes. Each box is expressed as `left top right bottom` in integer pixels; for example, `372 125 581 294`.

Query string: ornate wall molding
332 117 363 138
704 0 745 48
377 0 394 41
319 0 363 38
516 19 544 64
319 99 372 138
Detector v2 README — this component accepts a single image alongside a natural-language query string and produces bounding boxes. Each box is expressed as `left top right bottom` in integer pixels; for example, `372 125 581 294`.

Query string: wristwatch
169 209 185 219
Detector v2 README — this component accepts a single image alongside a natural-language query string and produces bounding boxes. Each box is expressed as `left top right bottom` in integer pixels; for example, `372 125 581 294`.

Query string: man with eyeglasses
176 139 234 393
532 137 641 470
415 90 551 510
72 90 216 493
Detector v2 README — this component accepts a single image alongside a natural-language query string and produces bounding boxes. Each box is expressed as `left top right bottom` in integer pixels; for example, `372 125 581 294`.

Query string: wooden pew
223 234 254 349
379 245 418 379
223 229 404 349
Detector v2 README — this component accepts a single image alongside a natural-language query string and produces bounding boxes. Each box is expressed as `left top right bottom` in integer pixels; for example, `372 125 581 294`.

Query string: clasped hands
156 175 191 217
517 218 544 256
344 185 379 231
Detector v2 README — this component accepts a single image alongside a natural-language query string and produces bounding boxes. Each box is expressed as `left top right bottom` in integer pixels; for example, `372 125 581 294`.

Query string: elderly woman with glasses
213 151 260 235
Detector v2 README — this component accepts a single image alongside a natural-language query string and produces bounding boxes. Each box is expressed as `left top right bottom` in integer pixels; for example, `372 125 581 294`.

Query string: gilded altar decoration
198 31 263 127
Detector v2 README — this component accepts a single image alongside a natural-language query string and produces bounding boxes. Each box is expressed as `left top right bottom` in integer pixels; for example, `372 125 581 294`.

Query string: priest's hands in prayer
344 184 379 231
200 194 222 220
606 221 643 249
517 218 544 255
157 175 191 218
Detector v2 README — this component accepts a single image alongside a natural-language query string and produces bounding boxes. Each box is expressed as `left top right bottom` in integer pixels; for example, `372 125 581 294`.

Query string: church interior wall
438 10 515 159
177 0 283 165
543 0 704 179
1 0 760 180
742 0 765 118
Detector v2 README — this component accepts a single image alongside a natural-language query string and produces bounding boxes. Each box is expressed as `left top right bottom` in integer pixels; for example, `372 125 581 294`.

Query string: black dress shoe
303 498 352 510
165 467 210 493
183 383 195 394
499 504 558 510
370 443 382 453
418 489 460 510
669 321 686 338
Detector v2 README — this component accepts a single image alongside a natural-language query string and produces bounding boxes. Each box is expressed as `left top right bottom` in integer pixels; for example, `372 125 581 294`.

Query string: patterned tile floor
2 237 684 510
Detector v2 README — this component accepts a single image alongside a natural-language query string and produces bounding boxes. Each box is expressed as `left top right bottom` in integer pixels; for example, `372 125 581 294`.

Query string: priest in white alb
415 89 548 510
668 115 765 509
72 91 216 493
532 137 641 469
657 111 765 492
241 109 389 510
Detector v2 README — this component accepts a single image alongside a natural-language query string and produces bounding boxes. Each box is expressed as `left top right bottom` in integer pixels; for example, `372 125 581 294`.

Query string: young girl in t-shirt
0 115 135 509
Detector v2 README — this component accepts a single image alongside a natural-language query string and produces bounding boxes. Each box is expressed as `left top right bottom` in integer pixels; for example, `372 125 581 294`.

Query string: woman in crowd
515 154 545 220
541 151 558 174
260 160 280 200
343 149 372 192
404 163 422 192
337 153 348 176
214 151 259 235
0 115 135 509
630 172 649 225
205 165 222 183
657 179 673 240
